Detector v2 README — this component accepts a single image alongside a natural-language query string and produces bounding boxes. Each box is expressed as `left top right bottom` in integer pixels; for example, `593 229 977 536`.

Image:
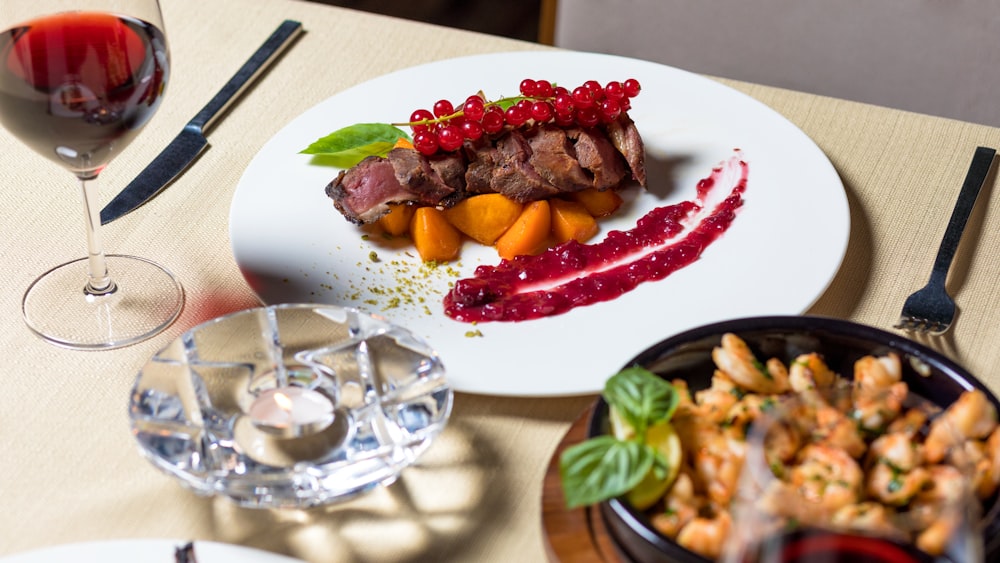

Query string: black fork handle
927 146 995 288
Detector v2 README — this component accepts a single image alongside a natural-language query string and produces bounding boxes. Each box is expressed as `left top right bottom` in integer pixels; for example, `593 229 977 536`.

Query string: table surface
1 0 999 560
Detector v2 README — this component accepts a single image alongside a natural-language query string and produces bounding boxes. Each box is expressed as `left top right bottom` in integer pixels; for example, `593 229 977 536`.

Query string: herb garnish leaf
559 436 654 508
300 123 411 168
559 367 679 509
602 366 679 439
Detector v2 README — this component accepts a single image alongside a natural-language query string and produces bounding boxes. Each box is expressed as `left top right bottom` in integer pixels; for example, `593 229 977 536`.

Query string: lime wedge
608 406 683 510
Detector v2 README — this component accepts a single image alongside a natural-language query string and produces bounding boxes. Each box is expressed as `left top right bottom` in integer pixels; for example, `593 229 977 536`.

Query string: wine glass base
22 254 184 350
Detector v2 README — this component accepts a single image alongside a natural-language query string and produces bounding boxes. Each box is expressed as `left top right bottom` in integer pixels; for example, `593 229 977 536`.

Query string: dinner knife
100 19 304 225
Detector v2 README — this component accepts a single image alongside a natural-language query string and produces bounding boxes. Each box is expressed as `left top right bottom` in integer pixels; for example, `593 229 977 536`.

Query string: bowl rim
586 314 1000 560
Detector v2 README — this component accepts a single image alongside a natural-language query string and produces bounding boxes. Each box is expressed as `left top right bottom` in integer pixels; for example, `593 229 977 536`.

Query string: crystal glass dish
128 304 452 509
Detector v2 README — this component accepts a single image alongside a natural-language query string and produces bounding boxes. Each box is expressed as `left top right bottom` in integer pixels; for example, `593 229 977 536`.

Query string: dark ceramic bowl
587 315 1000 563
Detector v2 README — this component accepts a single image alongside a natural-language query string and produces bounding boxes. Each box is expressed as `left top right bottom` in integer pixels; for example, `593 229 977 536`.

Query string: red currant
505 105 529 126
519 79 537 97
463 96 485 122
433 99 454 118
413 131 439 155
409 109 434 132
461 119 484 141
530 101 554 122
535 79 554 98
583 80 603 98
572 86 594 108
554 112 575 127
576 106 600 128
482 107 505 133
553 93 575 115
437 124 463 151
600 98 621 121
604 81 624 100
623 78 641 98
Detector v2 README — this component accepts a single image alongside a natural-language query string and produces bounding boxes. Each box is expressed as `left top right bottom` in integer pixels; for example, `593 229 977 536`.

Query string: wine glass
0 0 182 349
721 388 984 563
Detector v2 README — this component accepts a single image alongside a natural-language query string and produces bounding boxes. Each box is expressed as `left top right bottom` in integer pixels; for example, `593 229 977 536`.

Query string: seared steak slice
524 125 592 193
490 130 560 202
387 148 457 203
426 151 468 207
326 156 415 225
606 114 647 187
464 141 500 194
567 126 628 190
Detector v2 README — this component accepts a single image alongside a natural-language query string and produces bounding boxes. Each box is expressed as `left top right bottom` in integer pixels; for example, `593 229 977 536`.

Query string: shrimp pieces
651 472 700 538
694 371 741 423
910 465 970 556
925 389 999 463
854 353 902 389
675 509 732 560
813 404 866 459
789 352 837 392
853 381 908 434
712 333 790 394
789 444 864 513
831 502 902 538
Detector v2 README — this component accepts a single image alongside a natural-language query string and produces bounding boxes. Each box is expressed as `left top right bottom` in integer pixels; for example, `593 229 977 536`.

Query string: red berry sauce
443 153 749 323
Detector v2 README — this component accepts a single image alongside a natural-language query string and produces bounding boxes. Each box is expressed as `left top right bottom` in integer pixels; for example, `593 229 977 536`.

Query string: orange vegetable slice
411 206 462 262
550 198 599 244
443 193 524 245
496 200 551 260
569 188 624 217
377 203 417 236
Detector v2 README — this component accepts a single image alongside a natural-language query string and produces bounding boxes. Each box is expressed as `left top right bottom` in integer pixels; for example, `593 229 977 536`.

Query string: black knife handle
189 20 304 133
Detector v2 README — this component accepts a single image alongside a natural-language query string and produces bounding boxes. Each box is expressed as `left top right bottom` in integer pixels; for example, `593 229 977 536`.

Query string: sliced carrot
569 188 624 217
550 198 599 244
443 193 524 245
410 206 462 262
394 137 414 150
377 203 417 236
495 200 551 260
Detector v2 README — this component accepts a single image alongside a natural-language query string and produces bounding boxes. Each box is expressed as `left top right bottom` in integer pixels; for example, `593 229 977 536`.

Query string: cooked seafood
644 333 999 561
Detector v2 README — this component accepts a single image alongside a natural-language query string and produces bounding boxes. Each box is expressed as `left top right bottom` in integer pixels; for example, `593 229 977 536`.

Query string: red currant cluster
404 78 641 156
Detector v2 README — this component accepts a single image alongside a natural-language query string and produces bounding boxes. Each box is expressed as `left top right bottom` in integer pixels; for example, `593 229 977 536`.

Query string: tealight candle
248 387 335 437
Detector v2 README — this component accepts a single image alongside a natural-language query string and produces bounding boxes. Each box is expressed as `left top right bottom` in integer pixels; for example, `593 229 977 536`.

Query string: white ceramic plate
0 540 303 562
229 51 849 397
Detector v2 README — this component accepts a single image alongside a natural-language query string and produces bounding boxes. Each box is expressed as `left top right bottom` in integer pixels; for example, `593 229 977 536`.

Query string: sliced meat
566 126 628 189
426 152 468 207
524 125 592 193
490 130 560 202
325 156 414 225
387 147 457 203
606 113 647 187
464 141 500 194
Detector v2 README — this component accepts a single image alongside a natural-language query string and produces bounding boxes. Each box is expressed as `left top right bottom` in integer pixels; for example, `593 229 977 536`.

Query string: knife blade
100 19 304 225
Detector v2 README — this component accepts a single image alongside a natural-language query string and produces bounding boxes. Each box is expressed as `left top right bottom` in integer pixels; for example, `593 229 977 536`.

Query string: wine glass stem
79 177 116 296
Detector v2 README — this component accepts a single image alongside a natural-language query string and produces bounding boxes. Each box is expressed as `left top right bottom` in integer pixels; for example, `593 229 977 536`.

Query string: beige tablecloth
1 0 998 560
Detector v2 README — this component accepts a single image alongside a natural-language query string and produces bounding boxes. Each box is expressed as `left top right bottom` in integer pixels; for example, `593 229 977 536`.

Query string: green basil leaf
300 123 411 168
559 436 654 508
603 367 679 436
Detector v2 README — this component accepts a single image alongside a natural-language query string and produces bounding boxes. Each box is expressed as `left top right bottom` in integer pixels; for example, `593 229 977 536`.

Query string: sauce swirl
444 154 749 322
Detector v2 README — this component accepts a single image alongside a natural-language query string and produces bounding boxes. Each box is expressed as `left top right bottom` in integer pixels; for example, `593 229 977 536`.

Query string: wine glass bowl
588 316 1000 563
0 0 181 349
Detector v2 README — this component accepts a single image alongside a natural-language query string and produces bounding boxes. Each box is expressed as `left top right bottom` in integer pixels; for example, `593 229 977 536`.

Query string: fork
894 146 995 335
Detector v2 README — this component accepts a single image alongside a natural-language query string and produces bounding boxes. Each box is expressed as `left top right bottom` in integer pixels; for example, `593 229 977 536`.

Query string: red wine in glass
0 11 167 174
0 1 182 350
746 529 941 563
